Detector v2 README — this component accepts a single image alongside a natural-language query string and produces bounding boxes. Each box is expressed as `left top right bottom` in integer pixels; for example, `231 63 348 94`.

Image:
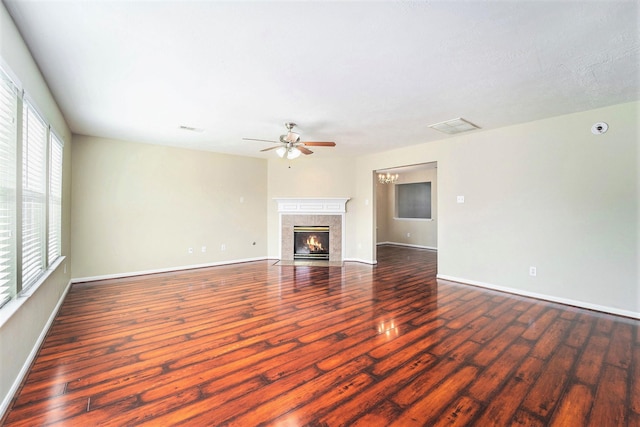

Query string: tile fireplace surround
275 198 350 262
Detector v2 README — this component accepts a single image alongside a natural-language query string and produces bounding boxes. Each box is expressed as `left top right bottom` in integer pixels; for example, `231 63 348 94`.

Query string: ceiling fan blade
301 141 336 147
243 137 279 143
298 146 314 155
260 146 282 152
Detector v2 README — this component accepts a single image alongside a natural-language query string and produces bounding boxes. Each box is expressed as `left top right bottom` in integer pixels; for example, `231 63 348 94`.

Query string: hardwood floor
2 245 639 426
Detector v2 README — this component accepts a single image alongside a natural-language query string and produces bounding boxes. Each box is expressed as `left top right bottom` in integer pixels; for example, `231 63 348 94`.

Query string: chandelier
378 172 399 184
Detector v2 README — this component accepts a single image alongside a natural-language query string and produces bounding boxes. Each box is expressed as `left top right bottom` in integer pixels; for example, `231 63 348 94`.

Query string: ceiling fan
243 122 336 159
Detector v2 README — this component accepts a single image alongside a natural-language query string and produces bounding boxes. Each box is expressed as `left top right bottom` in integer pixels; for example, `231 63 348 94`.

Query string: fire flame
306 235 325 252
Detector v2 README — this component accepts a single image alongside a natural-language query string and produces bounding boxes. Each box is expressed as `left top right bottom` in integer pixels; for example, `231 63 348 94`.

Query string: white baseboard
437 274 640 320
70 256 270 284
377 242 438 251
343 258 377 265
1 279 73 419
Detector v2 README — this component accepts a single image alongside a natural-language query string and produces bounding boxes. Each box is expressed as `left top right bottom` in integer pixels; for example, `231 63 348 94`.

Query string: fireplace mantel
274 198 350 214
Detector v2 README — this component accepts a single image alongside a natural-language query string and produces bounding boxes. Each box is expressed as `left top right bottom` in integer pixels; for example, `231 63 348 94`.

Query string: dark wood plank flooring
2 245 639 426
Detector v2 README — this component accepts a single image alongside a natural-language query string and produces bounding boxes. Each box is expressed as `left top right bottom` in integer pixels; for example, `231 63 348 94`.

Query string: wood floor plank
391 340 481 408
549 382 594 427
632 344 640 416
588 364 629 426
467 342 531 402
390 365 479 426
225 355 374 426
2 246 638 426
473 356 545 425
606 322 633 369
564 312 593 348
575 334 610 386
520 345 578 418
318 351 438 426
511 409 546 426
530 317 572 360
431 396 483 427
471 322 526 367
520 308 560 341
429 315 491 357
169 366 322 426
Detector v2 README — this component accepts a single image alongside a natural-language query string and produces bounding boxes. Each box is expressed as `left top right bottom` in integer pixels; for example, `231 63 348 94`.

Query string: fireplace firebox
294 226 330 260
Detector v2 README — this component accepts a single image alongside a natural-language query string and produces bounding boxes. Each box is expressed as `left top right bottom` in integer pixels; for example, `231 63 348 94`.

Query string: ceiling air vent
179 125 204 133
428 118 480 134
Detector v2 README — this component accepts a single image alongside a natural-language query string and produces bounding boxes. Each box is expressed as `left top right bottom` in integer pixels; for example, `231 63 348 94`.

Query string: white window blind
48 132 63 265
0 71 17 307
22 101 47 291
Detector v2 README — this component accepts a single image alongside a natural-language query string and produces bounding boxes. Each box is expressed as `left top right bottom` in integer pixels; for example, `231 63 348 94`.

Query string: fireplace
275 198 350 262
294 226 330 260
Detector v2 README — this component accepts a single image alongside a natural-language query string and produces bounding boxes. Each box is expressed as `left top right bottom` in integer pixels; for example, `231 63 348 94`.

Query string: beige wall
376 165 438 248
71 135 268 279
0 2 72 414
357 101 639 316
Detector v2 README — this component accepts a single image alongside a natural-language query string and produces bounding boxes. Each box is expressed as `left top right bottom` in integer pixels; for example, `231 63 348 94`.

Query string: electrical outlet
188 247 194 254
221 244 226 251
457 195 465 203
201 246 207 253
529 266 537 277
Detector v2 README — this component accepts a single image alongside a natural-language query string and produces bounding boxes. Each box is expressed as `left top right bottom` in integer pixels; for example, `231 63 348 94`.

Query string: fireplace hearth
294 226 330 260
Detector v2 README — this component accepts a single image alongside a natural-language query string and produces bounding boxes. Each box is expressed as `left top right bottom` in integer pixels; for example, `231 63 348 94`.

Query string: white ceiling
4 0 639 159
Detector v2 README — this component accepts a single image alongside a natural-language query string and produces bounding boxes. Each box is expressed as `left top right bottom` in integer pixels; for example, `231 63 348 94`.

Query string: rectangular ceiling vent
179 125 204 133
428 117 480 135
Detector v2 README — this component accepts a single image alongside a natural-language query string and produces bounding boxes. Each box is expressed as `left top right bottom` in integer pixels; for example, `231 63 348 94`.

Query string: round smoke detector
591 122 608 135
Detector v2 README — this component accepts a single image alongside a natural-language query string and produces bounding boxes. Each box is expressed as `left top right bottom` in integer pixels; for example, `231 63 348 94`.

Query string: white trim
0 278 72 418
0 257 66 328
70 256 269 284
436 274 640 320
344 258 377 265
273 197 350 214
0 57 23 92
377 242 438 251
393 218 434 222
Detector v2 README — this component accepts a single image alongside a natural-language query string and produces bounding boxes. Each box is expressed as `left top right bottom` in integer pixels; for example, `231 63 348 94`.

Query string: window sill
393 218 434 222
0 256 66 329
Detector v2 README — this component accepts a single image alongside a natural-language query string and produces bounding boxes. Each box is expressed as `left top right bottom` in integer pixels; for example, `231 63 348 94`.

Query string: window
0 70 17 307
22 102 48 291
396 182 432 219
0 63 64 309
48 133 63 265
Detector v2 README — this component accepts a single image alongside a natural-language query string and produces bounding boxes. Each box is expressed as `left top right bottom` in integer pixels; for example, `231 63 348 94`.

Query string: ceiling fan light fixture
275 146 301 160
276 146 287 158
287 147 301 159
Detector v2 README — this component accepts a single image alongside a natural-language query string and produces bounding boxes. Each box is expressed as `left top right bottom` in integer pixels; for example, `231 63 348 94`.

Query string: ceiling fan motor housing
282 122 300 143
